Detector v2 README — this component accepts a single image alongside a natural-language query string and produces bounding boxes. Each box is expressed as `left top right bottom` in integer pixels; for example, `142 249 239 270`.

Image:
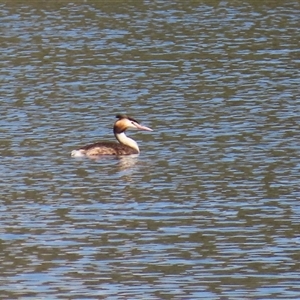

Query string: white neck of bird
115 132 140 153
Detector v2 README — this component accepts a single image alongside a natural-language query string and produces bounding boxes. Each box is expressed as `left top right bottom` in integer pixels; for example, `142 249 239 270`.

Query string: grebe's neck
115 132 140 153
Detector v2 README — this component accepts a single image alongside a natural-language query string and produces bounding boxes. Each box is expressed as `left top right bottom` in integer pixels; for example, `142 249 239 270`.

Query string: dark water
1 0 300 299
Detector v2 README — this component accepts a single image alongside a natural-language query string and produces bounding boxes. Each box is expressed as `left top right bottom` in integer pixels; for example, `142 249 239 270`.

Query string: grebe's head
114 114 153 133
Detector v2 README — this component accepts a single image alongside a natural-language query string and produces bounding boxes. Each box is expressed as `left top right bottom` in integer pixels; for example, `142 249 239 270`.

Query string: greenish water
1 0 300 299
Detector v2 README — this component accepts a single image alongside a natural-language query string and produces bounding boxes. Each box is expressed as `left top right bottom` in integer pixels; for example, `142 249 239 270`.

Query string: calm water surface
1 0 300 299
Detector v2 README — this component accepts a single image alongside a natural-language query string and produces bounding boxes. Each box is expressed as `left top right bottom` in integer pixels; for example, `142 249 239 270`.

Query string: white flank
71 150 85 157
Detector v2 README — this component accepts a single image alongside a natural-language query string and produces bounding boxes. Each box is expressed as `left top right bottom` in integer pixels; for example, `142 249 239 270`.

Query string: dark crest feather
116 114 139 124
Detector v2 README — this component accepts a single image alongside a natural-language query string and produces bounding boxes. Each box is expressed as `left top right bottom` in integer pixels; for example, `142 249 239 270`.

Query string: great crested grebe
71 114 153 157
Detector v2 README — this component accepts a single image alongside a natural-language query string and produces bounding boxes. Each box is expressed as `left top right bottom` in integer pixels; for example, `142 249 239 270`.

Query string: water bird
71 114 153 157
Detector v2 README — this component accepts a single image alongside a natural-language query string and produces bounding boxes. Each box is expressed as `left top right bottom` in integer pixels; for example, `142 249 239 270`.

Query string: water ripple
1 0 300 299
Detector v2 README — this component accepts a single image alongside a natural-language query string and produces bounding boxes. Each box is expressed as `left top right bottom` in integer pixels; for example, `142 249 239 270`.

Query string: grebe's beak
133 122 153 131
